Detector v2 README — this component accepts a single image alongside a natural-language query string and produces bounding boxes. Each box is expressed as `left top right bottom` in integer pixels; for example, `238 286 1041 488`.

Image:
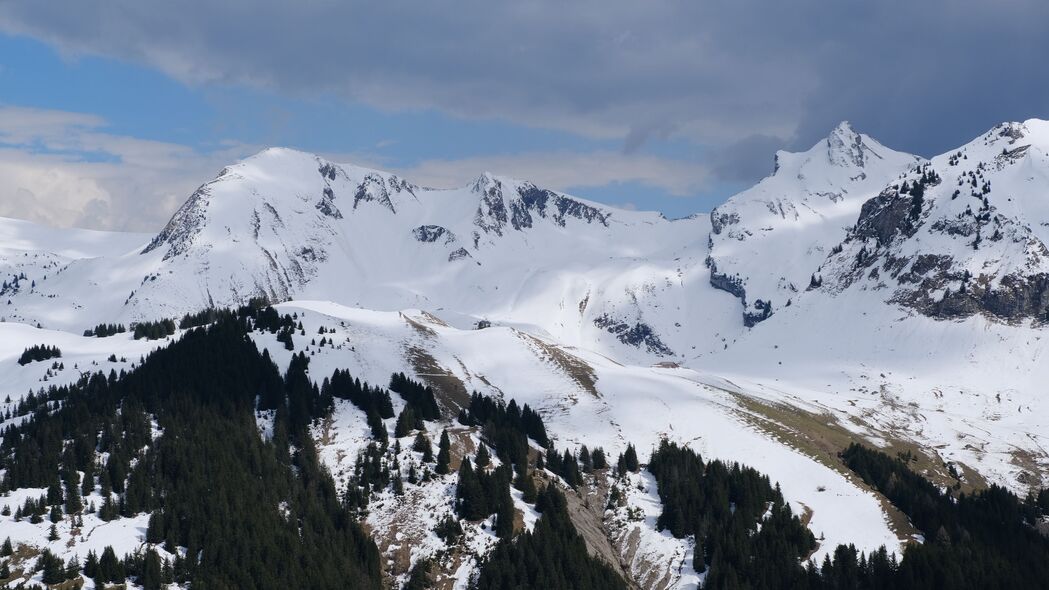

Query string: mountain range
2 118 1049 588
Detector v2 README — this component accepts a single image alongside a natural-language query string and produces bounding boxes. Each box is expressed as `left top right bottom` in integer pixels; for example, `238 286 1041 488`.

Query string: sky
0 1 1047 232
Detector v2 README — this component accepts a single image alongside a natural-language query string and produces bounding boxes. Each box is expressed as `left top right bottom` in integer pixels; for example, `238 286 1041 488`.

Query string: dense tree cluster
16 344 61 365
394 405 424 438
642 440 1049 590
389 372 441 421
616 443 639 474
646 441 816 588
458 391 550 485
460 391 549 447
455 457 514 538
323 368 394 419
132 318 177 340
83 323 127 337
543 447 583 488
0 315 382 589
812 443 1049 590
474 485 626 590
178 308 226 330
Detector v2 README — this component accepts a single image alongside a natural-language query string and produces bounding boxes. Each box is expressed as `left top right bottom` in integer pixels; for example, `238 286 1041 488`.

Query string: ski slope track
3 119 1049 588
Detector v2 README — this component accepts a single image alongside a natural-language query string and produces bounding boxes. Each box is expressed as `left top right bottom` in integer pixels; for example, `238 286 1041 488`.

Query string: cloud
388 151 711 197
0 106 714 231
0 106 256 232
3 0 1046 169
711 134 786 184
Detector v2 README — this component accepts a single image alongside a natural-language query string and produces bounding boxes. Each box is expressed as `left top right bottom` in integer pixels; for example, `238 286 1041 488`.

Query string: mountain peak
829 120 857 138
824 120 876 168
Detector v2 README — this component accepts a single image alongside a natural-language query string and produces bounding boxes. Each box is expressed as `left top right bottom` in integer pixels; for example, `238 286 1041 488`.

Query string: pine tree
515 470 538 503
46 477 64 506
146 511 164 544
475 444 491 468
0 537 12 556
436 429 452 475
141 548 163 590
561 449 581 488
494 495 515 540
367 410 388 446
64 480 82 515
413 431 433 462
81 460 96 496
65 555 80 580
394 406 420 438
592 447 608 470
98 546 124 584
84 550 99 579
579 445 592 472
40 549 64 584
619 444 640 474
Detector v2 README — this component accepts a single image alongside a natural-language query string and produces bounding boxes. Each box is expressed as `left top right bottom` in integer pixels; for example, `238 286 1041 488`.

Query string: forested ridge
1 310 381 589
2 304 1048 589
641 440 1049 590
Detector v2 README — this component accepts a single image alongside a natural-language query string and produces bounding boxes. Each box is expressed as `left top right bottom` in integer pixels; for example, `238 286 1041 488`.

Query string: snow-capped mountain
4 119 1049 589
819 119 1049 322
1 147 743 363
707 122 921 325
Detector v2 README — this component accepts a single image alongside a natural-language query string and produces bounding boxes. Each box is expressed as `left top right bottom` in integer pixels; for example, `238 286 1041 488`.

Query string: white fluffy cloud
0 106 256 231
0 106 715 231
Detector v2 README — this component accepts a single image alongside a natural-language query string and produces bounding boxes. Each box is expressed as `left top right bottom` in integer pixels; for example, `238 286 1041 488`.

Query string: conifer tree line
131 318 177 340
643 440 816 588
459 391 550 448
390 371 441 420
474 484 627 590
811 443 1049 590
0 311 382 589
16 344 61 365
456 391 627 588
83 322 127 337
635 439 1049 590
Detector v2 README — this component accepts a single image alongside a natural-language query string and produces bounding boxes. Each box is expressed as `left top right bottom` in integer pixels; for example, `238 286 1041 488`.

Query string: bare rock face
594 314 674 356
142 174 226 260
472 174 612 237
512 184 610 229
818 120 1049 324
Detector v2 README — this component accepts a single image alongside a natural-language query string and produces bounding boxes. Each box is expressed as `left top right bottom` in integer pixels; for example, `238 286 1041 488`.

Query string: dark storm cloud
713 135 787 184
2 0 1047 184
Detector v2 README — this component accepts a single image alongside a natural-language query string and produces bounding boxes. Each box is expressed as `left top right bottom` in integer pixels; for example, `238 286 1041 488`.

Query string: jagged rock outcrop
819 120 1049 323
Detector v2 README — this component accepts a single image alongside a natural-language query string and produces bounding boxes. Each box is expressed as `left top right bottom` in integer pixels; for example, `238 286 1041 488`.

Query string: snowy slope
266 301 903 564
0 216 150 327
707 122 921 325
0 302 901 589
3 148 743 364
699 121 1049 491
